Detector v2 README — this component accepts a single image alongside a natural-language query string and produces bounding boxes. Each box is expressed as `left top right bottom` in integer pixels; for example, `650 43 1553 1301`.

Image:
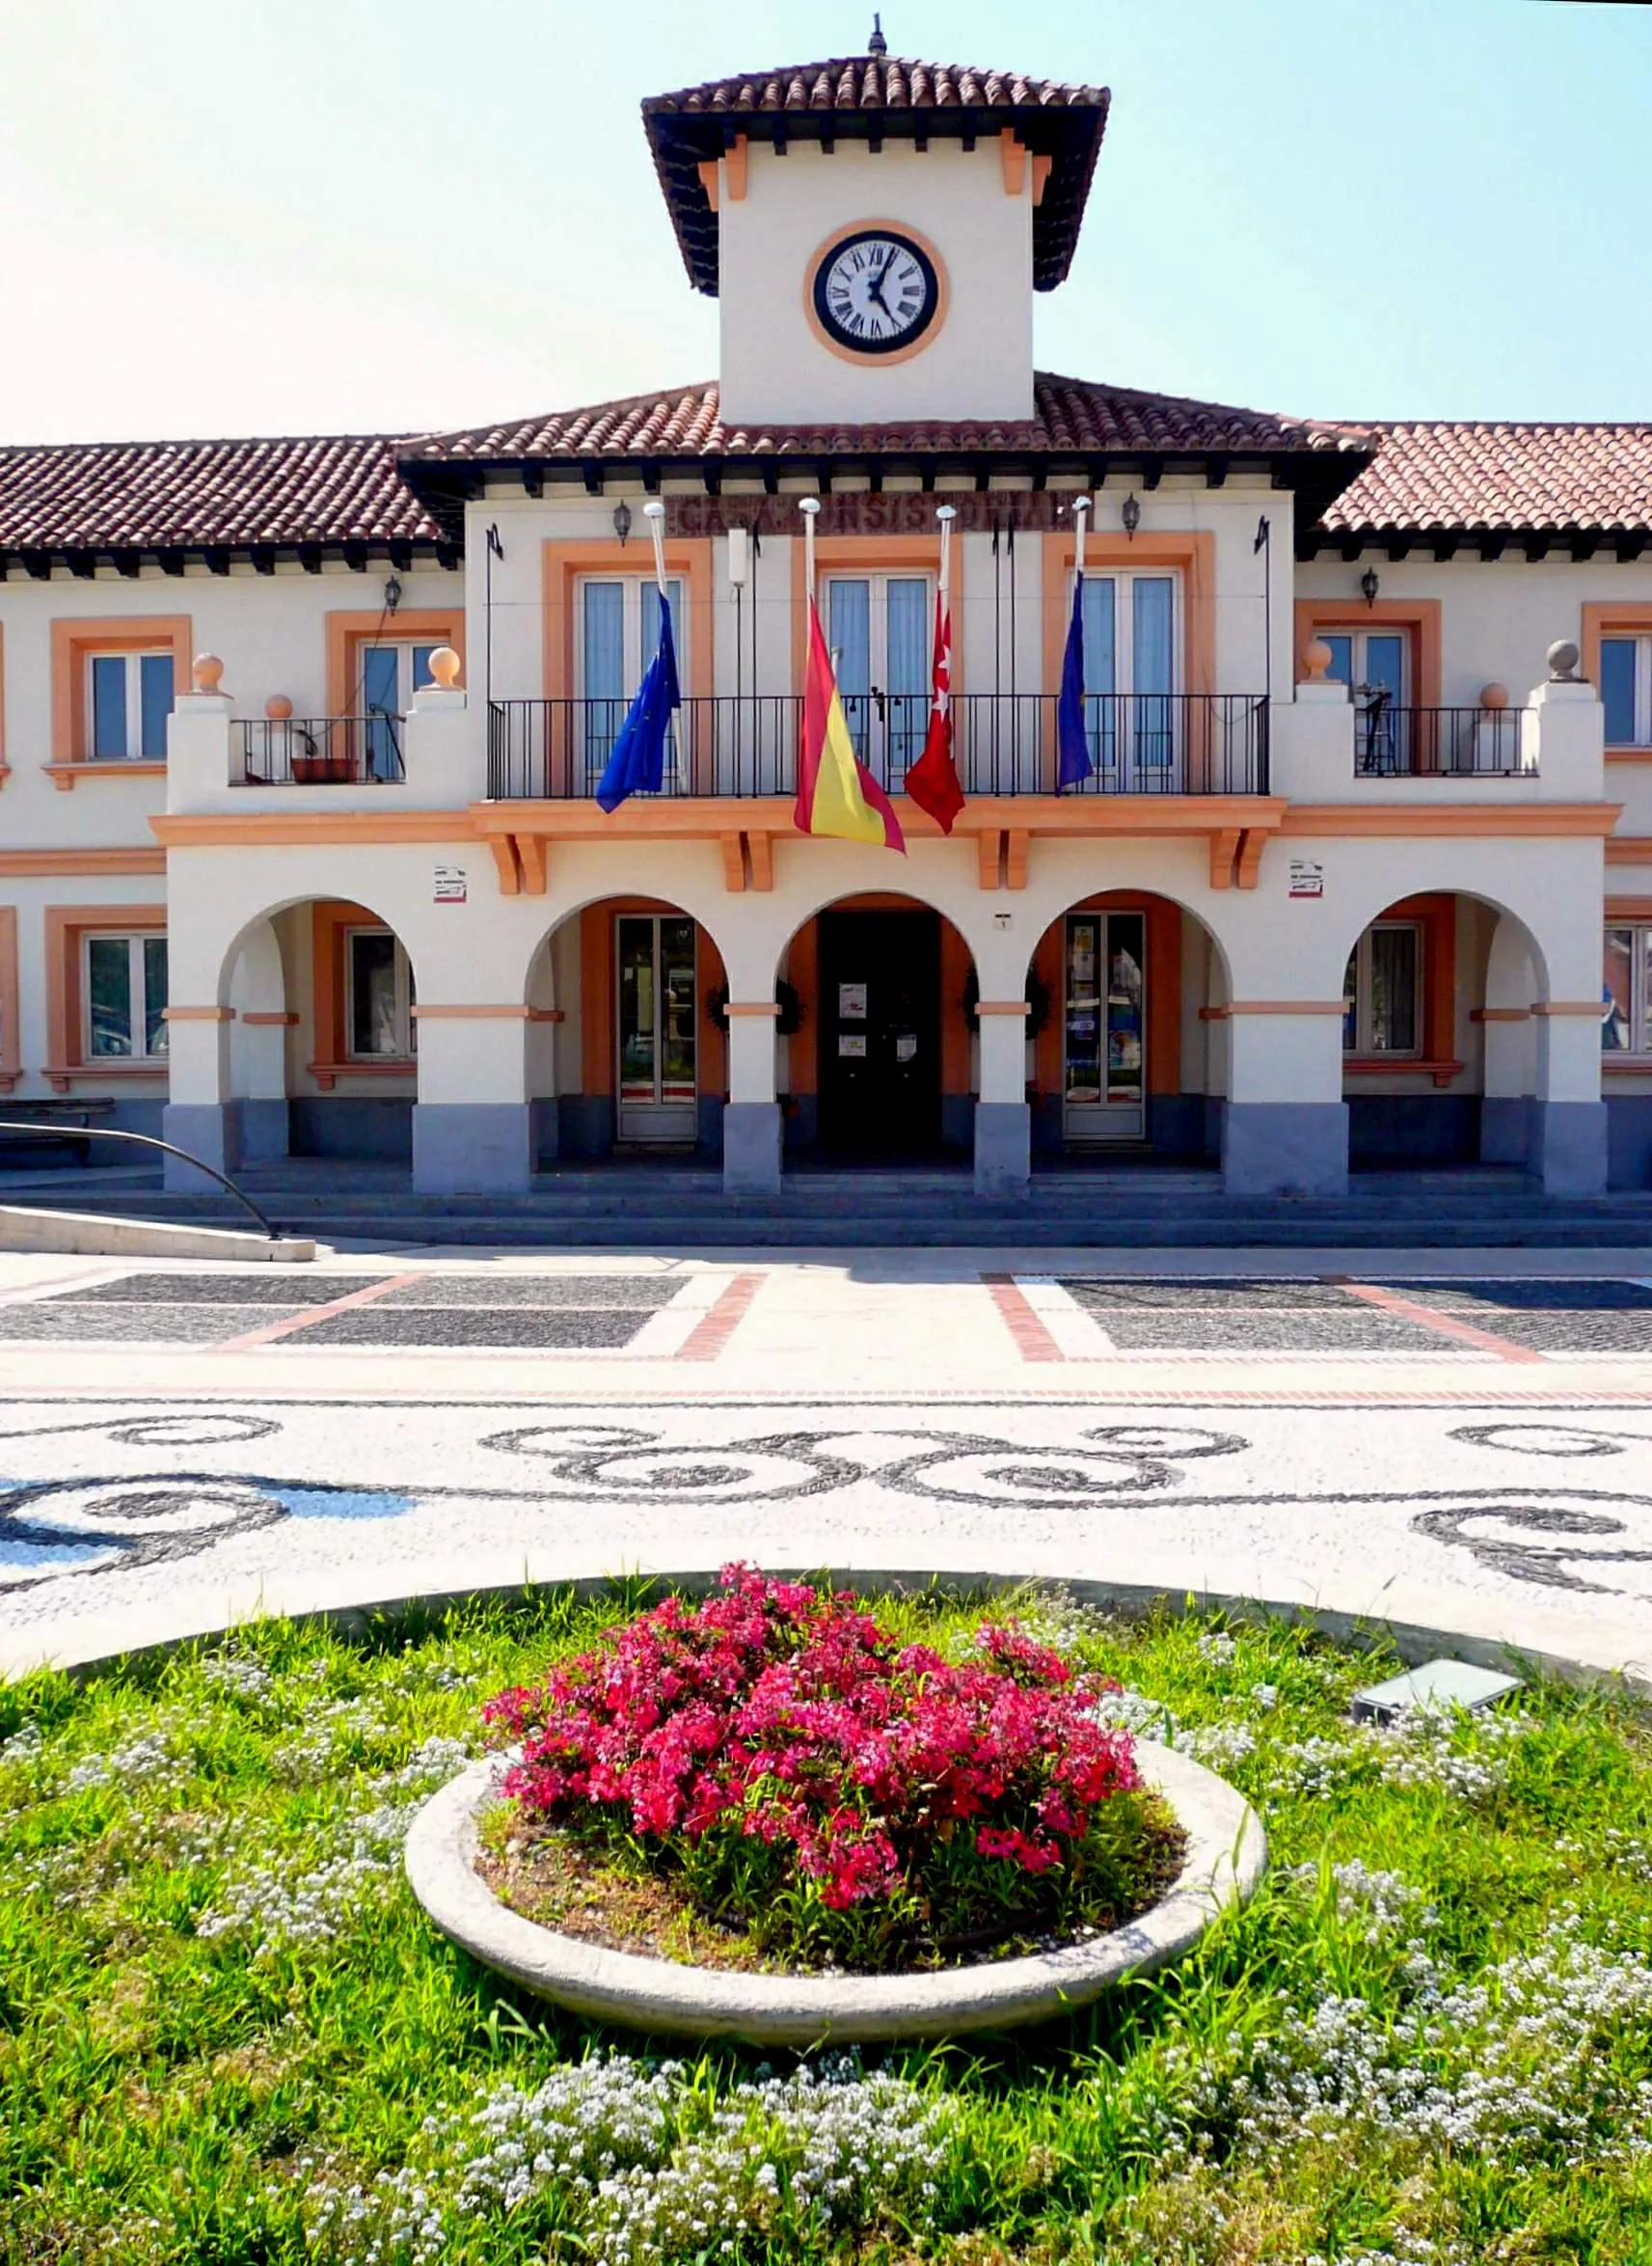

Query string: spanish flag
794 598 906 852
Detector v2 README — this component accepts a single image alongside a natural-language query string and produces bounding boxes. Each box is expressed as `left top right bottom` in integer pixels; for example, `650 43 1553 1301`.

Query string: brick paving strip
213 1272 425 1351
981 1272 1066 1362
1334 1278 1548 1364
675 1271 766 1362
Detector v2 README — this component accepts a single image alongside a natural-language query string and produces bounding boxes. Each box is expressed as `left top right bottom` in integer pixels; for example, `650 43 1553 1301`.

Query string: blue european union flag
595 594 679 812
1056 570 1091 789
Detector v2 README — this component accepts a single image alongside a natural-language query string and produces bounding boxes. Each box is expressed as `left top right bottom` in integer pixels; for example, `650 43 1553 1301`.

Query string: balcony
485 692 1270 801
1353 703 1531 780
237 715 406 787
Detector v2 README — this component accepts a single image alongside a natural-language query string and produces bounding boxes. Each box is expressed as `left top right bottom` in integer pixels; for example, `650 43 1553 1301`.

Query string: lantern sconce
1360 566 1380 609
612 501 634 546
383 574 403 615
1121 493 1141 539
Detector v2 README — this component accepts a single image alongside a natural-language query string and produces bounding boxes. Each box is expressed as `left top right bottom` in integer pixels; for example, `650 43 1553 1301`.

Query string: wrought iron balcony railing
485 692 1271 801
238 714 405 786
1354 704 1531 778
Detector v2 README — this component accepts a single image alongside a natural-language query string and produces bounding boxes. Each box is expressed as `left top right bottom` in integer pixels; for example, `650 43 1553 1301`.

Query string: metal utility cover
1350 1658 1523 1724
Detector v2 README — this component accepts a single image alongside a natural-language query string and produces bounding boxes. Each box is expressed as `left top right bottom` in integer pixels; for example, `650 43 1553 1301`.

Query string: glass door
580 580 684 785
1063 911 1146 1143
361 644 436 779
1078 573 1178 787
1320 629 1409 774
616 915 698 1144
825 574 931 790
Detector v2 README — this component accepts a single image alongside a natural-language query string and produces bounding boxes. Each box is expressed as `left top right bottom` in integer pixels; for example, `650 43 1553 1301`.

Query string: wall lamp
612 501 634 546
1121 493 1141 538
1360 566 1380 609
383 574 403 614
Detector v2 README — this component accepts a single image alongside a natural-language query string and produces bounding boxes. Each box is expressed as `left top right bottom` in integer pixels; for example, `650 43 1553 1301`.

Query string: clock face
812 229 940 356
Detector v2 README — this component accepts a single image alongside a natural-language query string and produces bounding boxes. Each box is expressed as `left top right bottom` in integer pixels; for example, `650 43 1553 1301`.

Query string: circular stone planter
404 1740 1266 2045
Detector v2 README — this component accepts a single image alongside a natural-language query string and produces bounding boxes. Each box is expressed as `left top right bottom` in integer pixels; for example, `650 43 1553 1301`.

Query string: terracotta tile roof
641 54 1110 292
404 371 1338 466
1320 421 1652 536
0 433 445 563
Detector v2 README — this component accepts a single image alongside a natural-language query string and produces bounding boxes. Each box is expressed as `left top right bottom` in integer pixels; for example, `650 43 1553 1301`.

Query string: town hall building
1 39 1648 1203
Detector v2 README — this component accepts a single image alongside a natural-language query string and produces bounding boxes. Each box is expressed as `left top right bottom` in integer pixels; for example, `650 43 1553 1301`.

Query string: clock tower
642 41 1110 429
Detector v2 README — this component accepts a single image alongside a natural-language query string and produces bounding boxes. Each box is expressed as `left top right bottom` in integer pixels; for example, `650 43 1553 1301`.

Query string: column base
722 1102 782 1195
239 1098 290 1161
1479 1095 1530 1167
412 1103 534 1194
162 1102 243 1192
974 1101 1030 1197
1531 1100 1608 1197
1223 1103 1348 1197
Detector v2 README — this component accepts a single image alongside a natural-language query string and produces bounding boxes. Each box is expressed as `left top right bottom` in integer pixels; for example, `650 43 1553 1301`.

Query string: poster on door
838 983 867 1020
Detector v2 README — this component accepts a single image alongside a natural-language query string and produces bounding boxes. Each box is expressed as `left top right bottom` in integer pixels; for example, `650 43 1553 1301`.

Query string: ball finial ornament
1478 682 1509 711
1547 641 1581 683
264 694 293 721
427 646 463 690
192 654 225 694
1303 639 1334 683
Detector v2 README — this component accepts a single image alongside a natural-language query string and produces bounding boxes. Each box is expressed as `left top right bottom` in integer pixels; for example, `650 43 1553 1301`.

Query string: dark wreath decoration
706 982 804 1038
962 968 1052 1040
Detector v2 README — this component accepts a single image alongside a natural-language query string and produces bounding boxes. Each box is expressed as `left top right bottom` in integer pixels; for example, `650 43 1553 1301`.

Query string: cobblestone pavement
3 1244 1651 1681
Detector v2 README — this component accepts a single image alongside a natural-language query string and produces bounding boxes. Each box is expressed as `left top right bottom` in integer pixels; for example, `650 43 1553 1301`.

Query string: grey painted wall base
1348 1094 1479 1168
1531 1100 1609 1196
723 1102 782 1194
1480 1095 1530 1167
974 1101 1031 1196
557 1094 615 1160
532 1097 560 1167
161 1103 242 1192
289 1097 412 1161
1223 1103 1348 1196
239 1098 289 1161
412 1104 534 1194
1607 1093 1652 1191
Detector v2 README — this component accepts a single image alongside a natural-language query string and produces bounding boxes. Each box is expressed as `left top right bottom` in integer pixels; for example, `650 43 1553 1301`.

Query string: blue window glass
139 653 174 758
1133 577 1175 766
827 579 873 757
1603 639 1638 747
362 646 403 780
582 584 625 772
1081 575 1117 770
87 938 132 1056
91 655 127 759
1320 635 1354 686
885 578 929 768
412 645 437 692
143 937 169 1055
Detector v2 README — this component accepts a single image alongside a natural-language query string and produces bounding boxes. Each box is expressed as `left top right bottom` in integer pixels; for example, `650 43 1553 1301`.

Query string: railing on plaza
1353 704 1531 779
485 692 1271 800
237 714 405 786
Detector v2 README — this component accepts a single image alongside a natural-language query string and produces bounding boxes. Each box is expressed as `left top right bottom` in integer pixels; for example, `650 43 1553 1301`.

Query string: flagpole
799 494 820 606
643 499 667 596
1072 492 1091 577
935 502 955 606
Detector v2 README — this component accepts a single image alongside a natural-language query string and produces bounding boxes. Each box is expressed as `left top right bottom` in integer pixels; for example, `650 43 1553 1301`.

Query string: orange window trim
0 906 18 1088
1294 598 1442 707
311 900 416 1079
578 902 722 1100
543 543 713 713
789 535 963 699
1041 532 1215 706
50 616 193 770
44 902 167 1081
325 611 466 720
1033 893 1182 1101
1584 603 1652 751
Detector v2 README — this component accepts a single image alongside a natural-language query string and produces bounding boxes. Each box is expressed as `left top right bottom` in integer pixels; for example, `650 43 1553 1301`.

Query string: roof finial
868 13 887 55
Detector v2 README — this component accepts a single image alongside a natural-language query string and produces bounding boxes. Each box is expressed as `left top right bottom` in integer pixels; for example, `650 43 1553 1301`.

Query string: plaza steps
20 1163 1652 1249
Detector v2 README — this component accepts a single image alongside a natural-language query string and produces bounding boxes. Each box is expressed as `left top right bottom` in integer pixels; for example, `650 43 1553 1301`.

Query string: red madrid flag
903 590 965 833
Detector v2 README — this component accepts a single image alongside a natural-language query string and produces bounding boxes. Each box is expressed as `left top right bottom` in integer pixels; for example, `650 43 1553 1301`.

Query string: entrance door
825 575 931 790
615 914 697 1144
1063 911 1146 1143
818 910 941 1154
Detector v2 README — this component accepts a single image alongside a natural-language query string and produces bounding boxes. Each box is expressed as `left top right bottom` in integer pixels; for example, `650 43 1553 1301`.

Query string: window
1075 571 1178 776
1343 923 1421 1055
358 642 437 779
824 573 932 778
1603 637 1652 749
579 578 684 777
1320 629 1410 773
615 915 697 1143
1603 925 1652 1055
346 930 416 1058
1062 911 1146 1141
88 651 174 760
84 934 168 1059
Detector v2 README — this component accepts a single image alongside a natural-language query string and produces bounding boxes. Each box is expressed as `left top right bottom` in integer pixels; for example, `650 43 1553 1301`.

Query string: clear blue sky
0 0 1645 444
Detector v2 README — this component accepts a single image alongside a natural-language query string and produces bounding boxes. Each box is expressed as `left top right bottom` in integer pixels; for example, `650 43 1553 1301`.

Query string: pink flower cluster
484 1568 1139 1913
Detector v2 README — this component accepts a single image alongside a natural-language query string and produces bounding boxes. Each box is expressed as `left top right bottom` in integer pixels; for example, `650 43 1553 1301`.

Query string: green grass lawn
3 1583 1651 2266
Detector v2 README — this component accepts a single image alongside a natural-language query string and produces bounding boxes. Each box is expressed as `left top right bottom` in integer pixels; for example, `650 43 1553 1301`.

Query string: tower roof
641 53 1110 295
